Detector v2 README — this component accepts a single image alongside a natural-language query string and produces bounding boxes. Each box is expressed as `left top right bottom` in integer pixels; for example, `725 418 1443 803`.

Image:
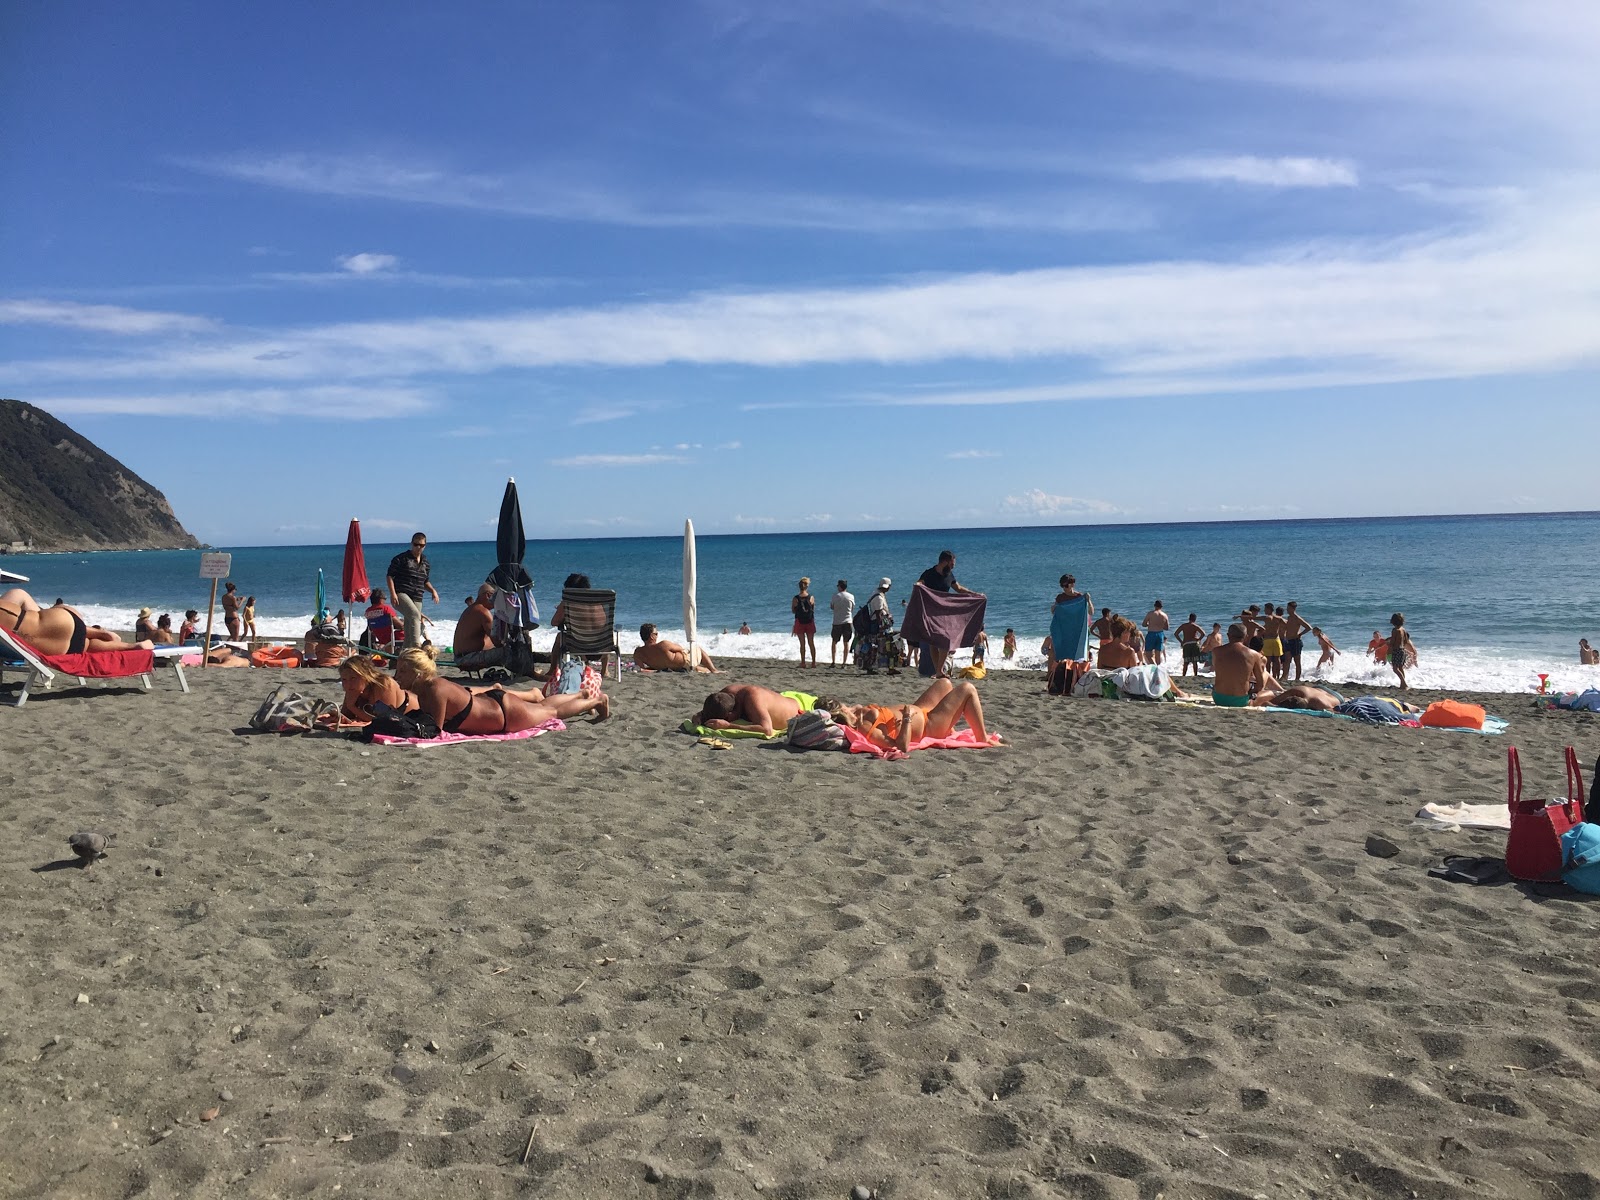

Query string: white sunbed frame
0 626 190 707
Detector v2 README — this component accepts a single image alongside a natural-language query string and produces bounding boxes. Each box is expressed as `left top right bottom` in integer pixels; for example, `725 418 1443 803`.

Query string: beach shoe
1427 856 1511 886
696 736 734 750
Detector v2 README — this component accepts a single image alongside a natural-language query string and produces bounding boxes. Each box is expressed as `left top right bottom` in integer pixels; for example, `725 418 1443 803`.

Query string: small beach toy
1538 673 1550 694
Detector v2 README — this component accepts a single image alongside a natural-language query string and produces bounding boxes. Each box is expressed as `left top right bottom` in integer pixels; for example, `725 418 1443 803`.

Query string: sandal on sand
696 736 734 750
1427 856 1510 886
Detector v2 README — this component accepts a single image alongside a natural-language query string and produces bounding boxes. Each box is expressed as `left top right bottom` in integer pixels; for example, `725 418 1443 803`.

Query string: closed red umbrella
342 518 371 605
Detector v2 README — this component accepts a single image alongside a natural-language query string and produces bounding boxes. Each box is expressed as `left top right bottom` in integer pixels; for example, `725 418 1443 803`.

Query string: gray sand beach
3 659 1599 1198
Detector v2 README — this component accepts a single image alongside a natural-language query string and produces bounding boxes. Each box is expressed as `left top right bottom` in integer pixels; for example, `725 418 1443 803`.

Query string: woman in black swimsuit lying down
394 647 609 734
0 588 153 657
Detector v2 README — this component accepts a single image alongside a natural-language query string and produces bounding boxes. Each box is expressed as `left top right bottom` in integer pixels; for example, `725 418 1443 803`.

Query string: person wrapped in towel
694 683 816 735
817 678 999 754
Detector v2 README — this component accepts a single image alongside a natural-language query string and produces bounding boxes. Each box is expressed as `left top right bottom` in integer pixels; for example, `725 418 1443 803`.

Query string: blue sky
4 1 1599 544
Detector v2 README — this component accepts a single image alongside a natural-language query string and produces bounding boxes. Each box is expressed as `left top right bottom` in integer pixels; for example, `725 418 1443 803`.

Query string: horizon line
12 508 1598 556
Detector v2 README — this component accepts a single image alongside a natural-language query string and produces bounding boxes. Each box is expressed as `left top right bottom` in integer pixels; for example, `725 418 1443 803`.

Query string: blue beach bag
1560 823 1600 895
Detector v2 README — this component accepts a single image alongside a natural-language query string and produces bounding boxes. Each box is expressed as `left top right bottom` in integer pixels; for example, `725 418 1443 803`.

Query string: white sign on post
199 552 233 579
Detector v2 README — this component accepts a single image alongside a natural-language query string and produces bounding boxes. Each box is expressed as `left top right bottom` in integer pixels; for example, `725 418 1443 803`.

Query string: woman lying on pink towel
817 678 1000 755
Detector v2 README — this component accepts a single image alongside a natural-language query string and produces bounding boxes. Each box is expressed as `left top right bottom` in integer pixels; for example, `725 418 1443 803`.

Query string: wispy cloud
445 424 494 438
362 518 422 531
946 449 1001 459
32 385 432 419
337 252 398 274
733 514 778 526
16 190 1599 406
179 150 1148 234
1139 155 1358 188
549 452 688 467
1003 488 1120 517
0 298 215 335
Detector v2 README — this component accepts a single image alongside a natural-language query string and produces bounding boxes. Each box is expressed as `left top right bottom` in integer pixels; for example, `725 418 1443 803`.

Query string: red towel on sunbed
16 635 153 678
900 583 986 651
841 723 1002 761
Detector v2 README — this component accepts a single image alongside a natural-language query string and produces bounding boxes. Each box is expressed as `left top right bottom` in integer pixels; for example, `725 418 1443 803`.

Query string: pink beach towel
369 717 566 748
841 723 1002 761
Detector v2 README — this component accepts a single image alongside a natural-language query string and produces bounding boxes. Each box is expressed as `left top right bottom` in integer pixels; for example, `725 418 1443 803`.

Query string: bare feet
592 694 611 721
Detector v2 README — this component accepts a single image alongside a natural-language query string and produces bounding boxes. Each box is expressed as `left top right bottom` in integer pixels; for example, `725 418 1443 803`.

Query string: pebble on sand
1365 835 1401 859
74 993 90 1005
644 1163 663 1183
852 1186 874 1200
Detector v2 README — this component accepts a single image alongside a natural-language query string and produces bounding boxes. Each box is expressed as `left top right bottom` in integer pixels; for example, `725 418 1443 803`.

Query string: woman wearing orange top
820 678 994 754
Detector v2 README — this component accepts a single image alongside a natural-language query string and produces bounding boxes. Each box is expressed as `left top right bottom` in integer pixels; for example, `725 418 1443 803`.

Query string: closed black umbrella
490 477 532 593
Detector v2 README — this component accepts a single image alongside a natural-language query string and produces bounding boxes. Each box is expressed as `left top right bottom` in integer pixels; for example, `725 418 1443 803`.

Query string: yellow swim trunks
1262 637 1283 657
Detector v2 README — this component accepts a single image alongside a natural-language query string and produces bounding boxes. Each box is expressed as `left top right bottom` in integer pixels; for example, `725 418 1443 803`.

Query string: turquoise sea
8 512 1599 693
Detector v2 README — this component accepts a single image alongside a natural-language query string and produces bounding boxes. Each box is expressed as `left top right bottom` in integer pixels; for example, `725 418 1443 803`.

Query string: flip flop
696 736 734 750
1427 856 1511 886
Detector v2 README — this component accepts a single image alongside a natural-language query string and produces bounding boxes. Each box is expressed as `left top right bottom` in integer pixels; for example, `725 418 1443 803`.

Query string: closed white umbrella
683 518 697 663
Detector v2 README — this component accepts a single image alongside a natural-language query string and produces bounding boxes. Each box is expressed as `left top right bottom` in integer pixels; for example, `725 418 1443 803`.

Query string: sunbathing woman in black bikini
394 647 609 734
0 588 153 657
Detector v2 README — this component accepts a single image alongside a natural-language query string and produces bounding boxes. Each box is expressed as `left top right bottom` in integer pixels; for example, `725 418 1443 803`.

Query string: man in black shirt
386 532 440 649
916 550 978 677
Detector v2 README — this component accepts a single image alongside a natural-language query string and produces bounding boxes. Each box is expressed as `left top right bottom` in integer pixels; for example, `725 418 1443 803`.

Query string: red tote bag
1504 746 1586 881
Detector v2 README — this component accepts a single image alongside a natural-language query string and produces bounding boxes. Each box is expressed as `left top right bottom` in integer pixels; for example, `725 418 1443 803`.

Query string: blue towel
1049 596 1091 662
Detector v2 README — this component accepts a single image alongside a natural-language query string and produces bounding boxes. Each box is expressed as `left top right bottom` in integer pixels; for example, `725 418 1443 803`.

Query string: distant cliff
0 399 200 553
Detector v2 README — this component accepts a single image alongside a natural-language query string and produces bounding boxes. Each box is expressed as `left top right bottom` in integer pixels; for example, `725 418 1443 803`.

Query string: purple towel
901 583 986 651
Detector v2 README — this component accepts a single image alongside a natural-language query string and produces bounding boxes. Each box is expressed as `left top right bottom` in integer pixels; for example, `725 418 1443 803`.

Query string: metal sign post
198 553 232 668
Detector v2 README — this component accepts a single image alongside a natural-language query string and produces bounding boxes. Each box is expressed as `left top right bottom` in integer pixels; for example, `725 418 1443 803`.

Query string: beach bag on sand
360 704 441 742
786 710 846 751
1505 745 1586 882
1560 823 1600 894
1420 700 1486 730
249 685 334 734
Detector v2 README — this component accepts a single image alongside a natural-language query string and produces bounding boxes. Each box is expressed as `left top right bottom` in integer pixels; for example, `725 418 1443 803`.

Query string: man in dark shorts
1241 607 1264 652
386 532 441 650
828 579 855 668
1282 600 1312 680
1174 612 1204 677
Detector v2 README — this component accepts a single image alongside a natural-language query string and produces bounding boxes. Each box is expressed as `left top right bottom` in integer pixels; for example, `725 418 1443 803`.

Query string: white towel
1415 802 1509 830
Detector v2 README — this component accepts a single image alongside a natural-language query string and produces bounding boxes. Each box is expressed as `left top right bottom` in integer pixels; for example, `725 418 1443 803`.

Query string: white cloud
17 190 1600 407
1003 489 1120 517
570 405 637 425
0 299 215 335
32 385 432 419
947 449 1002 459
361 518 422 531
1140 156 1358 188
337 252 399 274
734 514 778 526
716 440 742 450
445 425 494 438
548 453 687 467
180 151 1147 234
803 513 833 523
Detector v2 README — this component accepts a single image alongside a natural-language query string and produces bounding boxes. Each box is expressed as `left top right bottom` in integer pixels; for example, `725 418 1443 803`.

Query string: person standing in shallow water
1388 613 1417 689
791 577 818 667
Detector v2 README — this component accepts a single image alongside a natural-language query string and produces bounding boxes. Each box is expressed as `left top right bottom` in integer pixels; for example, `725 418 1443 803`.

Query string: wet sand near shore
3 658 1599 1198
